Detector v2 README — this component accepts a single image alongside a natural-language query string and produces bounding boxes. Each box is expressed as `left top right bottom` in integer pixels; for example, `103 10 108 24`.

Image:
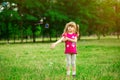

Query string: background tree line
0 0 120 43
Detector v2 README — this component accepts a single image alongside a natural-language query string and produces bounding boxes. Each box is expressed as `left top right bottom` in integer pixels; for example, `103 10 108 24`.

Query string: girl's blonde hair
63 21 79 36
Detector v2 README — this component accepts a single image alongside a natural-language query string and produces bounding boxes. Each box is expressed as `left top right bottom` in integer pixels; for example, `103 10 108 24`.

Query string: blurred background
0 0 120 43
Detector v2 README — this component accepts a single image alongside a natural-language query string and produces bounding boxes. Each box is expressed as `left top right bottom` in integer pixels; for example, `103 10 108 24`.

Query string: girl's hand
50 43 56 49
62 37 68 42
62 38 66 42
65 37 69 40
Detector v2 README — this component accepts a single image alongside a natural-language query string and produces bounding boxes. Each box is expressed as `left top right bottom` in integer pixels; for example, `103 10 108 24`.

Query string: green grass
0 38 120 80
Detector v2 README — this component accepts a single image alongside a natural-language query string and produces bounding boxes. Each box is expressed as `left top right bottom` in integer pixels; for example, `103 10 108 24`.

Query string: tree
114 0 120 39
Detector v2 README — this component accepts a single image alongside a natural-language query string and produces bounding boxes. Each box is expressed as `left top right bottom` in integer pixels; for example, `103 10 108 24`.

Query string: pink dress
62 33 78 54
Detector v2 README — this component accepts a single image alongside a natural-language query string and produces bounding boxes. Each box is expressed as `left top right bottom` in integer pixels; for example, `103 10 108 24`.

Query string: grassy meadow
0 37 120 80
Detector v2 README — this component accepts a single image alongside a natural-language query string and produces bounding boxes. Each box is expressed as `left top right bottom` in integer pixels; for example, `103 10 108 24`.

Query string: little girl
51 21 79 77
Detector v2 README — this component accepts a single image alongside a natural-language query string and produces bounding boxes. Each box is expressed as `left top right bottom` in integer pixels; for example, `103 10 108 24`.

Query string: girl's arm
66 37 77 43
50 37 64 49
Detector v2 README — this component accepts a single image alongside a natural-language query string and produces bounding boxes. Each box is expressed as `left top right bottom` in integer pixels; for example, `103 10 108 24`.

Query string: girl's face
67 25 76 33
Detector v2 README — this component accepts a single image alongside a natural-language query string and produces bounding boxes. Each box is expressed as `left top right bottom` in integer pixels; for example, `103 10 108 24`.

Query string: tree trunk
117 32 120 39
96 32 100 40
49 34 52 41
6 22 9 43
14 36 16 43
32 28 36 43
20 22 23 43
31 23 36 43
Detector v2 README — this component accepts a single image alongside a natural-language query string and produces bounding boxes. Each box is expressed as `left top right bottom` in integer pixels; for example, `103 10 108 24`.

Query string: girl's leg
66 54 71 76
71 54 76 76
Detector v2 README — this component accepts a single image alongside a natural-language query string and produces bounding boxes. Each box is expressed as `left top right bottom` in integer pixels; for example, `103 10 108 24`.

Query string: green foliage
50 29 57 37
35 25 42 36
24 25 32 36
25 14 38 21
0 0 120 41
45 10 68 22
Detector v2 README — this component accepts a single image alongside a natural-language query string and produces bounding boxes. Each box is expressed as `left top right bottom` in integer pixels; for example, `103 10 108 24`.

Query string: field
0 37 120 80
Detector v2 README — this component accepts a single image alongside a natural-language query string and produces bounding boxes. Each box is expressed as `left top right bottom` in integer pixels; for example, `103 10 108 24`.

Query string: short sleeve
74 33 79 38
76 34 79 37
62 33 67 38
